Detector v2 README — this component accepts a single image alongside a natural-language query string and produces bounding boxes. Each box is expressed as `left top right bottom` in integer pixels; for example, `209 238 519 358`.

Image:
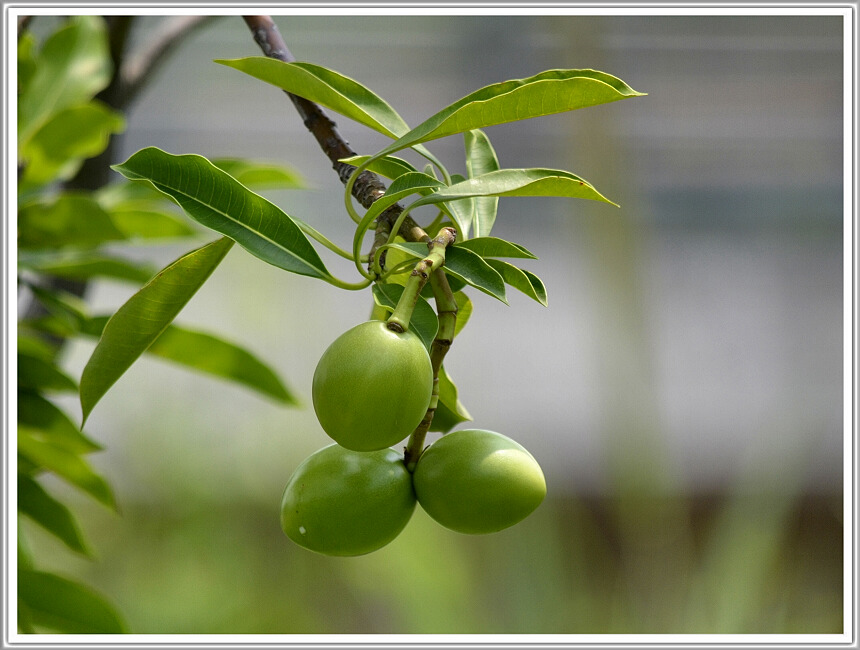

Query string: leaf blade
18 474 91 556
79 237 233 423
112 148 330 279
371 283 439 351
464 129 501 237
485 258 548 306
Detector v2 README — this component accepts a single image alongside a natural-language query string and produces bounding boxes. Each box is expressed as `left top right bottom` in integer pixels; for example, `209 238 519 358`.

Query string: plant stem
402 231 459 472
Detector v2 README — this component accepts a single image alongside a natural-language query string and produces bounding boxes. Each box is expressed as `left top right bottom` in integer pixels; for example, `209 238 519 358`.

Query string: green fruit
280 444 416 556
312 320 433 451
413 429 546 535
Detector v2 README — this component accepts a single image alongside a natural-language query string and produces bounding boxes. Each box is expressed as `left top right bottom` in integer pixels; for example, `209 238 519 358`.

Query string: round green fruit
412 429 546 535
312 320 433 451
280 444 416 556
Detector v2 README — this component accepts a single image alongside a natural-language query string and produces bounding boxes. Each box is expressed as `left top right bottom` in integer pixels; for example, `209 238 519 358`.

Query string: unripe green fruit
413 429 546 535
312 320 433 451
280 444 416 556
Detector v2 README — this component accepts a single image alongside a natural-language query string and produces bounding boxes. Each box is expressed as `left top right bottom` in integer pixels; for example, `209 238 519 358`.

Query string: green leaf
17 430 115 509
18 474 91 556
82 316 298 406
107 203 197 239
444 173 475 240
79 237 233 423
18 570 127 633
339 154 419 181
18 16 112 147
18 391 101 454
352 172 444 262
464 130 501 237
20 100 125 189
17 332 57 362
18 193 126 250
371 283 439 351
17 32 37 96
485 258 548 306
215 57 411 139
429 365 472 433
96 179 176 208
112 148 330 280
19 251 155 284
454 236 537 259
18 352 77 393
453 291 472 339
372 68 645 160
387 242 507 304
211 158 305 189
412 168 617 208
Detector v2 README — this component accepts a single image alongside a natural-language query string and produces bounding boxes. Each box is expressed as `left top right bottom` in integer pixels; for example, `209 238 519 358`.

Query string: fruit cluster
279 320 546 556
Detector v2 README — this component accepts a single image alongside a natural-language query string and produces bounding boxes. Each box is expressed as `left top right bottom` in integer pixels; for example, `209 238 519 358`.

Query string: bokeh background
25 13 846 634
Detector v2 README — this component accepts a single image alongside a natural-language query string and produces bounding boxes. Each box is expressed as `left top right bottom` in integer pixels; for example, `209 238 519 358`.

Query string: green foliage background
15 14 845 635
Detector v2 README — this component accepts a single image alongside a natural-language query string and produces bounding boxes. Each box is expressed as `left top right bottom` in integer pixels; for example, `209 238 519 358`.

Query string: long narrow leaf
371 283 439 351
485 258 548 306
112 148 329 279
465 130 501 237
18 474 91 556
372 68 645 160
18 391 101 454
79 237 233 423
454 236 537 260
18 570 127 633
82 317 298 406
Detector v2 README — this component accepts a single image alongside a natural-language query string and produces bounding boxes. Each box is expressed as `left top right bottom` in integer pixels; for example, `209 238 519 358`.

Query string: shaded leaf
18 352 77 393
17 333 57 362
18 193 125 250
107 203 196 239
429 365 472 433
112 148 329 280
212 158 305 189
412 167 617 208
371 283 439 351
485 258 548 306
19 251 155 284
96 179 176 207
339 154 418 182
17 430 115 509
79 237 233 423
18 16 112 146
464 129 501 237
17 32 37 96
444 173 475 240
18 390 101 454
18 474 91 556
372 68 645 160
20 100 125 189
83 316 298 406
18 570 127 633
454 236 537 260
387 242 507 304
453 291 472 339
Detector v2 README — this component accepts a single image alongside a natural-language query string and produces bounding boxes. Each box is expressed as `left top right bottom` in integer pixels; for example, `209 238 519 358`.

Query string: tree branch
241 15 428 250
120 16 218 107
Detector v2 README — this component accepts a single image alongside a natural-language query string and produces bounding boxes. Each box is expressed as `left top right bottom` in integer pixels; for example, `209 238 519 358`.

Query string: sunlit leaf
82 316 298 406
18 391 101 454
215 57 411 139
371 283 439 351
18 474 91 556
113 148 329 280
429 365 472 433
445 173 475 240
464 129 501 237
18 352 77 393
17 430 115 509
412 168 617 208
20 100 125 189
339 154 418 182
485 258 548 306
18 16 112 146
18 570 127 633
453 291 472 339
18 193 125 250
372 68 645 160
211 158 305 189
454 236 537 259
79 237 234 423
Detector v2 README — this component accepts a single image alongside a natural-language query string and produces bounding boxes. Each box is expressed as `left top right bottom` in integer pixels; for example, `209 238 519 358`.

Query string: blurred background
25 13 846 634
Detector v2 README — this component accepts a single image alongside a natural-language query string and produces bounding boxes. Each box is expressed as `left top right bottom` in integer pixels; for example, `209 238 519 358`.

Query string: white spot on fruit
299 526 307 535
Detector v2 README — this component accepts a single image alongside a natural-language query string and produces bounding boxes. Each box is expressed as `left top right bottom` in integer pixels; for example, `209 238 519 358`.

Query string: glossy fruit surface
312 320 433 451
413 429 546 534
280 444 416 556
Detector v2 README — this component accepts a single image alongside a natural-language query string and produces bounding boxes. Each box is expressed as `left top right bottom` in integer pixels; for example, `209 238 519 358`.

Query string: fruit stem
403 259 459 472
386 227 456 333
